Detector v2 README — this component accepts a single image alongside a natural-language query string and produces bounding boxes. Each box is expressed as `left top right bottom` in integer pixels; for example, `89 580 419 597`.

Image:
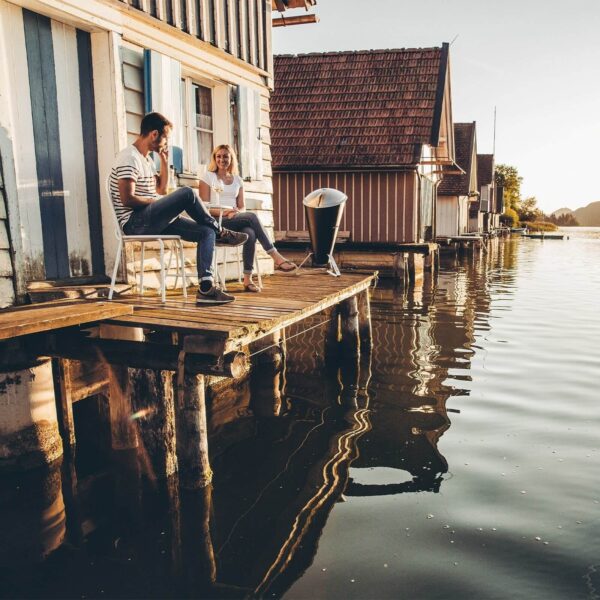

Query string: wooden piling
339 297 360 360
250 330 285 417
175 373 212 489
324 305 341 368
129 368 178 479
356 289 373 354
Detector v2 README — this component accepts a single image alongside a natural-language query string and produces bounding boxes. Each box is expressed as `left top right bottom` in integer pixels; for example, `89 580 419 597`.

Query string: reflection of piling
179 486 217 595
0 460 66 565
0 339 62 471
356 289 373 354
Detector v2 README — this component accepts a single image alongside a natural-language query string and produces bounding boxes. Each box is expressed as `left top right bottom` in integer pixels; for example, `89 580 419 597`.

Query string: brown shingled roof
477 154 494 188
438 122 476 196
271 46 448 169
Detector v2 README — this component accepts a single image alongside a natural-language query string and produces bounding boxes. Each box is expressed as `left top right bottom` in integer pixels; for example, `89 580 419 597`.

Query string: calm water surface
1 228 599 599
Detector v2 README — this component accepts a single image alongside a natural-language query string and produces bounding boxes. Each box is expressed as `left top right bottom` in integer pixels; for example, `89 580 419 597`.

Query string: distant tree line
495 164 577 228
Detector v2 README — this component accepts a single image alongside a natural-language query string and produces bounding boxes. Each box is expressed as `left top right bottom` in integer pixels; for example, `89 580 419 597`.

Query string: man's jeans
123 187 219 281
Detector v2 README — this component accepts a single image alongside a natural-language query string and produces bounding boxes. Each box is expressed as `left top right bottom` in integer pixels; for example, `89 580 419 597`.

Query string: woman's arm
236 183 246 211
198 178 223 218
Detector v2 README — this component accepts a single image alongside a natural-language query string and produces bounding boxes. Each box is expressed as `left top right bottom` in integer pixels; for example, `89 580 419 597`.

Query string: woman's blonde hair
207 144 239 175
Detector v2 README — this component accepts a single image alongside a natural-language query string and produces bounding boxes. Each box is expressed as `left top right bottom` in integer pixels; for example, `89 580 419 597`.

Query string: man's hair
140 112 173 136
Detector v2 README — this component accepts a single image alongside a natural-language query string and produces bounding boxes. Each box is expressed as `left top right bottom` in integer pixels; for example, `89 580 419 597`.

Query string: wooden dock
1 272 376 488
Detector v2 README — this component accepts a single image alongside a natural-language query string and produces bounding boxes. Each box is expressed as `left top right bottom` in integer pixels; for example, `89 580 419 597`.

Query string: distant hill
551 207 574 218
573 201 600 226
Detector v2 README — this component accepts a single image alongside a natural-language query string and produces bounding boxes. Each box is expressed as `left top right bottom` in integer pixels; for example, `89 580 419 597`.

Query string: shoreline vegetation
522 221 558 232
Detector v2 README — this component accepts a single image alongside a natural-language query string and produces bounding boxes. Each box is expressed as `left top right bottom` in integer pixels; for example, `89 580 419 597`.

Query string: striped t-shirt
109 145 158 227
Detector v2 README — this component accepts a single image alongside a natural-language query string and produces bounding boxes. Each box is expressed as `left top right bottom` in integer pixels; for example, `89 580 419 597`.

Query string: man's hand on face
159 145 169 163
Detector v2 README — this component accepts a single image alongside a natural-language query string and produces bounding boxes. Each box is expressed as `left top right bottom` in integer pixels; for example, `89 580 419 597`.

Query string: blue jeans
123 187 218 280
221 212 275 274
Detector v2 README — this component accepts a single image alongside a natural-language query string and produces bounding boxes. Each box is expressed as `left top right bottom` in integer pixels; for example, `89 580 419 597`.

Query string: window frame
181 75 215 175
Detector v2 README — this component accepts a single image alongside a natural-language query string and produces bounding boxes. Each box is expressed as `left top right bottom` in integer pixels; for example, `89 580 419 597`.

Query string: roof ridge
275 46 445 59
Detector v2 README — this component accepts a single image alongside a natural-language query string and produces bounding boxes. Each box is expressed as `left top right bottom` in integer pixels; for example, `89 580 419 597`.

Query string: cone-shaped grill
303 188 347 266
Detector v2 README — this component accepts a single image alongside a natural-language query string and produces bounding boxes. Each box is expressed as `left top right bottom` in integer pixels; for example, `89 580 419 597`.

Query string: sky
272 0 600 214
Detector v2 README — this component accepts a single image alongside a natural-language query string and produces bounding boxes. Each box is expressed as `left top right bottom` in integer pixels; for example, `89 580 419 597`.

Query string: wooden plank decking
107 272 376 351
0 301 133 340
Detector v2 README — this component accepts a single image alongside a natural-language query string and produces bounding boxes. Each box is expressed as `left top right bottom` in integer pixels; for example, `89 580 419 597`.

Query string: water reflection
8 234 600 599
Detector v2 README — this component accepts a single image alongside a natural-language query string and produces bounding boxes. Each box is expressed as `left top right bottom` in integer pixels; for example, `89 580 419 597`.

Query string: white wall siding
436 196 458 237
52 20 93 276
0 1 44 280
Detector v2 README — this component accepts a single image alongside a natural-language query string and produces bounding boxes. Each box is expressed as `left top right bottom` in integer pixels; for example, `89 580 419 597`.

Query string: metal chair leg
255 253 262 288
159 239 166 303
179 240 187 299
237 245 243 282
108 241 123 300
140 242 145 295
167 241 176 290
221 247 228 291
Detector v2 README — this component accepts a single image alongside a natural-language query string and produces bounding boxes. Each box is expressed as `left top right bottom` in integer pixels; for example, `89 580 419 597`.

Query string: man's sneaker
217 228 248 246
196 285 235 305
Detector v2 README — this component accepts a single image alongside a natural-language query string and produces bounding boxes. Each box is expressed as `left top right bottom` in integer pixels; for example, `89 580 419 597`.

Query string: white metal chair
106 180 187 303
209 204 262 291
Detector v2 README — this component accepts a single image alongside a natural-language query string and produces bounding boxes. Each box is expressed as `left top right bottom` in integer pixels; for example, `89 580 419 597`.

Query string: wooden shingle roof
438 122 476 196
477 154 494 188
271 46 449 169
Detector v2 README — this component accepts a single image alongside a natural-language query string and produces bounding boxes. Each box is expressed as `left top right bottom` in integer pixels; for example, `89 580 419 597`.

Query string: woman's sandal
244 282 261 293
274 259 297 273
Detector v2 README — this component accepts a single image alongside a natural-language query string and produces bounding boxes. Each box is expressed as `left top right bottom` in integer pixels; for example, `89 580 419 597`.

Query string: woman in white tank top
199 144 296 292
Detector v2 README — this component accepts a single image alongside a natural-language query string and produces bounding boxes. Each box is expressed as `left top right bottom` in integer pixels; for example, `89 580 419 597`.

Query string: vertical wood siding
77 30 105 276
0 2 44 281
23 9 70 279
119 0 271 73
52 20 92 276
273 171 419 244
4 6 103 281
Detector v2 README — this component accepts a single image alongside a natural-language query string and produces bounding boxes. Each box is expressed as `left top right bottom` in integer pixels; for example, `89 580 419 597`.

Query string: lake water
2 228 600 599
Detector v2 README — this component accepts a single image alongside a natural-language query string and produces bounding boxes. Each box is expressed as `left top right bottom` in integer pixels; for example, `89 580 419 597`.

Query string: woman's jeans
221 212 275 273
123 187 219 281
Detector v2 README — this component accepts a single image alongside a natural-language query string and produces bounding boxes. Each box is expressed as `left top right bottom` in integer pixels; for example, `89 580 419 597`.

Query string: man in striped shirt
110 112 247 304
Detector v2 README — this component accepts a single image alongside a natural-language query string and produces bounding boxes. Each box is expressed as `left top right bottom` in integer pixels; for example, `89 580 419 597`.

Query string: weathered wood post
129 368 178 479
339 296 360 361
250 330 285 417
175 373 212 489
324 304 341 369
99 324 141 452
356 289 373 354
393 252 408 286
0 339 62 471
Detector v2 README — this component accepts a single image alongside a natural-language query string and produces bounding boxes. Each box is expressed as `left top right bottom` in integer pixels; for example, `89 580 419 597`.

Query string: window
194 84 214 166
181 78 214 174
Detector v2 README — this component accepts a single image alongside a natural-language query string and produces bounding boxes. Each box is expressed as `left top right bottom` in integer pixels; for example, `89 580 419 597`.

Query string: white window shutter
480 185 490 212
253 89 263 180
144 49 182 170
236 86 262 181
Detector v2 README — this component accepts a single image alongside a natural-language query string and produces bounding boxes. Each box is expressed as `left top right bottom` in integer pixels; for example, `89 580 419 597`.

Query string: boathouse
474 153 499 233
270 45 458 279
436 122 478 240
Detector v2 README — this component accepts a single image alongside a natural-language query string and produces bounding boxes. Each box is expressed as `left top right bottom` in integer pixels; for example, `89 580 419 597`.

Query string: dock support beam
339 297 360 361
250 330 285 417
356 290 373 354
176 374 212 490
